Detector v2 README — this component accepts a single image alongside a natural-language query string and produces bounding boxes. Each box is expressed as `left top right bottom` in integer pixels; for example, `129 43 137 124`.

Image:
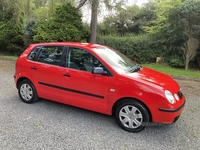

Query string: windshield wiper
129 65 142 73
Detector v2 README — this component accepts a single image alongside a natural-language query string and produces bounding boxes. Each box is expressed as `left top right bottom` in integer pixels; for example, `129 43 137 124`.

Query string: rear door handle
31 66 37 70
63 73 71 77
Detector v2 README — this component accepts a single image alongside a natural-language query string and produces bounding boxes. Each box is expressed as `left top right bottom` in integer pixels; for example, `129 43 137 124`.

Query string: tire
18 79 38 103
173 115 180 123
115 100 150 132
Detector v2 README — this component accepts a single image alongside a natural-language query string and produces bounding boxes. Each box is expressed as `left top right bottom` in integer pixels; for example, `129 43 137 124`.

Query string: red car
14 42 185 132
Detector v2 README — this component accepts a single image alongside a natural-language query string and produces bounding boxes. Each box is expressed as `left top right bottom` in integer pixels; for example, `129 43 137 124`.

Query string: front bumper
158 100 185 112
153 99 185 124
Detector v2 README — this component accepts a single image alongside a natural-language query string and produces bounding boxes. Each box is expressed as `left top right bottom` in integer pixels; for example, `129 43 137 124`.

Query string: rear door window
37 46 64 66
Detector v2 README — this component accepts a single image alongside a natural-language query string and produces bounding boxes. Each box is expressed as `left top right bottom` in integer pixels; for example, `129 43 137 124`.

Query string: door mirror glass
92 67 105 74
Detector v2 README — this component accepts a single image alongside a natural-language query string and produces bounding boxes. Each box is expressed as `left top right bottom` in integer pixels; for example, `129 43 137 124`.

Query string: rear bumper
14 75 17 88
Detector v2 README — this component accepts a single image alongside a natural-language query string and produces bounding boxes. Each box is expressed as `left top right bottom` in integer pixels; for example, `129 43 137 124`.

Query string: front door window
66 47 102 72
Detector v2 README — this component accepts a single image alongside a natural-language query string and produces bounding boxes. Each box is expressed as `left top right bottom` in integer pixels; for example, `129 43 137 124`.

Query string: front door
61 47 110 114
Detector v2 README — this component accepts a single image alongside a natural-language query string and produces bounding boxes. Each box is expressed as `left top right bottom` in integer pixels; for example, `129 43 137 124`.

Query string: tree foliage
0 0 79 54
179 0 200 70
98 2 157 36
143 0 188 68
33 3 90 42
0 21 24 55
144 0 182 42
0 0 25 54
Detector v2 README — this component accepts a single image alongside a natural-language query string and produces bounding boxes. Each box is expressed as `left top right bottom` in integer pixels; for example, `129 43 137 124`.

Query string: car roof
29 42 107 50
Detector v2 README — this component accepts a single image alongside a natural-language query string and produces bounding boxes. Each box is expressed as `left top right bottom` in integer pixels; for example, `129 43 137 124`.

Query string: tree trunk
182 37 199 70
185 55 189 70
197 56 200 69
89 0 99 43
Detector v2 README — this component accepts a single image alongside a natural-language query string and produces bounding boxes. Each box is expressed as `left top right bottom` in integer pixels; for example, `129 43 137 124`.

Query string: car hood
124 67 178 89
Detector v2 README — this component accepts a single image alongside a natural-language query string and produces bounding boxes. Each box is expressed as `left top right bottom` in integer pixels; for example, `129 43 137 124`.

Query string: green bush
33 3 90 43
97 34 164 64
168 57 184 68
0 22 24 55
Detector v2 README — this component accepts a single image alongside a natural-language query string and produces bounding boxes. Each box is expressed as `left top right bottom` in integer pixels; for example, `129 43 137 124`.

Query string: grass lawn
142 63 200 79
0 55 18 60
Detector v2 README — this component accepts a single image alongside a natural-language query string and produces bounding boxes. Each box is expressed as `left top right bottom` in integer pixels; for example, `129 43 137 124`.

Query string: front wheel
115 100 150 132
18 79 38 103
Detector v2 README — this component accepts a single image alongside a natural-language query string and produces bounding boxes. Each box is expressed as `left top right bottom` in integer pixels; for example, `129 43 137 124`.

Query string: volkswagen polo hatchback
14 42 185 132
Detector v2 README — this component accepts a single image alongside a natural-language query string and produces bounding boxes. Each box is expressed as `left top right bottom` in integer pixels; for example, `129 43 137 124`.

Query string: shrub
97 34 164 64
0 22 24 55
33 3 90 43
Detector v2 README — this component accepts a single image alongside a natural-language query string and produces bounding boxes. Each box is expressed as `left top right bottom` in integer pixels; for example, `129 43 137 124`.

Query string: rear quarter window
28 47 41 60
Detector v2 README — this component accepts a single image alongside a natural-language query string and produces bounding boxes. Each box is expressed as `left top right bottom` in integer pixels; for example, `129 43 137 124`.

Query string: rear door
28 46 65 102
60 47 111 114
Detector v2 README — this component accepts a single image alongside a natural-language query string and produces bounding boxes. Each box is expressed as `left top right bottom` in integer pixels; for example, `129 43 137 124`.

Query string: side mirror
92 67 105 74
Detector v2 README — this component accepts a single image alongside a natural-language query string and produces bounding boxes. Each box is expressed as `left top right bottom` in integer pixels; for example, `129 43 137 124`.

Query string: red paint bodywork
14 42 185 124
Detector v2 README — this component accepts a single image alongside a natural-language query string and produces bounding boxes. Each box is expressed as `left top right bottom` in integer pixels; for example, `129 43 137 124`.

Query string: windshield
93 47 141 73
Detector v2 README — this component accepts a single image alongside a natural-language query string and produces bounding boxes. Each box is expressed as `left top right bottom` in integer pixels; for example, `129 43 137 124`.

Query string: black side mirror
92 67 105 74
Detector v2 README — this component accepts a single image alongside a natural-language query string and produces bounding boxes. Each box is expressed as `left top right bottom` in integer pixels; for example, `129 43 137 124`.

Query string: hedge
97 34 165 64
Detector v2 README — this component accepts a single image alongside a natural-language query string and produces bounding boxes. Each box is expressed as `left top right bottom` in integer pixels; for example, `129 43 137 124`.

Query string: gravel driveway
0 59 199 150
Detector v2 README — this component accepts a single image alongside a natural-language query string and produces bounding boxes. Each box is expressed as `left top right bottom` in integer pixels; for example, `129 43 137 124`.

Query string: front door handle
31 66 37 70
63 73 71 77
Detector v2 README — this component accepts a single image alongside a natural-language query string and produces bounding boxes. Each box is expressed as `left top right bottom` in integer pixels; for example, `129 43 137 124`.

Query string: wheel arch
111 97 152 122
17 77 33 88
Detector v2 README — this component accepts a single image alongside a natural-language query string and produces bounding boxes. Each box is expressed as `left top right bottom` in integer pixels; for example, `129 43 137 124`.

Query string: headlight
174 93 180 101
165 90 175 104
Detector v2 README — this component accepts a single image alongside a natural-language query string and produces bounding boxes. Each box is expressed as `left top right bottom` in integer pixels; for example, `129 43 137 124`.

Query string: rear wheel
18 79 38 103
115 100 150 132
